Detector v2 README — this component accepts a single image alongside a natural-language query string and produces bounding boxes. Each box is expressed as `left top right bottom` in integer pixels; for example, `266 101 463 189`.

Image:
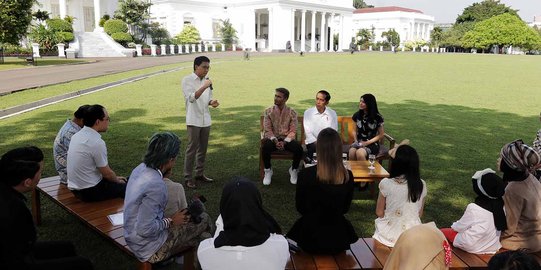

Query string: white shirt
197 215 289 270
303 106 338 144
451 203 502 254
182 72 213 127
67 126 108 190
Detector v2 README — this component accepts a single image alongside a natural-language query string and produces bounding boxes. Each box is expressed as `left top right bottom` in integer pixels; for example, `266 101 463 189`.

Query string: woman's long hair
389 145 423 202
316 128 349 184
360 93 380 122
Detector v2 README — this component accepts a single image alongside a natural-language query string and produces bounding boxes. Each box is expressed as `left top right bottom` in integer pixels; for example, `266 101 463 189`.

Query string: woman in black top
287 128 358 254
348 93 385 161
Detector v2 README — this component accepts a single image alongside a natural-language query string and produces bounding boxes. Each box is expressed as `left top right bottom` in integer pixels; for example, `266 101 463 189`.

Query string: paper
108 212 124 226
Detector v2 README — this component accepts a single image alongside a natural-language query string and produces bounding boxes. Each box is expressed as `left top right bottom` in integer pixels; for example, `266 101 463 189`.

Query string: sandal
185 180 196 189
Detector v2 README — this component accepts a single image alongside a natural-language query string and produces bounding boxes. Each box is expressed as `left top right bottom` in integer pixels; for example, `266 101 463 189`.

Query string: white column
32 43 40 57
297 14 301 40
268 8 273 51
185 44 190 53
57 43 65 57
160 44 167 55
329 13 335 51
191 44 196 52
310 11 316 52
136 44 142 56
291 9 296 52
257 12 261 38
150 44 157 56
212 44 216 51
300 10 306 52
169 44 176 54
59 0 67 19
409 21 414 41
93 0 101 31
319 12 326 52
178 44 183 54
338 14 344 52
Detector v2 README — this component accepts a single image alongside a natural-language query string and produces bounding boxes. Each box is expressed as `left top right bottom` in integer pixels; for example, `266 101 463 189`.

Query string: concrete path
0 51 281 95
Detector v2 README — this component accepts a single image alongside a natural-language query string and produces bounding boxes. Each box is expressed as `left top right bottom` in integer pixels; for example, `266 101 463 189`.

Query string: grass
0 52 540 269
0 57 89 71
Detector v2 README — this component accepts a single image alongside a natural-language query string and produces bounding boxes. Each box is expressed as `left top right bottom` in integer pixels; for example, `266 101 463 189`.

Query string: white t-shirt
198 215 289 270
67 126 108 190
303 106 338 144
452 203 502 254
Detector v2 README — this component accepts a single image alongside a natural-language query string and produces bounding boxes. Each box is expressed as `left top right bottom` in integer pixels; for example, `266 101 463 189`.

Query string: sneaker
289 167 298 184
263 168 273 185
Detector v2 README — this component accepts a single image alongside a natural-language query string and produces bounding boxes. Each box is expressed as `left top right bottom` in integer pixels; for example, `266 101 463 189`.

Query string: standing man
262 88 303 185
303 90 338 163
182 56 219 188
67 104 127 202
53 104 90 185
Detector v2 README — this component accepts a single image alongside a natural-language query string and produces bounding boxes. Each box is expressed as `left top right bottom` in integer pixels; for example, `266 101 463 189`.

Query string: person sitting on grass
440 169 506 254
532 111 541 179
124 132 212 264
0 146 93 270
198 177 288 270
287 128 358 254
373 143 427 247
498 139 541 253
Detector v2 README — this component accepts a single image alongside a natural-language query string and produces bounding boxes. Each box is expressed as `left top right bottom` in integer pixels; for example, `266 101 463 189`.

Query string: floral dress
373 177 427 247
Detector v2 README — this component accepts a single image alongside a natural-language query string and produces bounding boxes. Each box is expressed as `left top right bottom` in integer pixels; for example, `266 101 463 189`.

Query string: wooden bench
259 115 395 180
32 176 195 270
284 237 541 269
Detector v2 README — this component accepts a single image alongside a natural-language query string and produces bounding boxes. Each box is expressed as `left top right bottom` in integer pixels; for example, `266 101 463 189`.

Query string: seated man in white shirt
303 90 338 163
67 104 127 202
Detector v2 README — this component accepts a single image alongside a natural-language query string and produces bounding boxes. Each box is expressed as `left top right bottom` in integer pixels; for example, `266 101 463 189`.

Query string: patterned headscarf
500 139 540 172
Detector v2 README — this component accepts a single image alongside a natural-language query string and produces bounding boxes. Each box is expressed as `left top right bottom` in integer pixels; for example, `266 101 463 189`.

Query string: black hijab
471 170 507 231
214 177 281 248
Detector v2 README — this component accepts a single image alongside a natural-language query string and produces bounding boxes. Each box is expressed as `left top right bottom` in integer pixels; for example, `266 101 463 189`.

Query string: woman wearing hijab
499 139 541 252
384 222 451 270
440 169 506 254
287 128 358 254
197 177 289 270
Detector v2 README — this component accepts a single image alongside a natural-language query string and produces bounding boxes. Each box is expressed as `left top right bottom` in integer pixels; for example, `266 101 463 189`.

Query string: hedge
104 19 128 35
57 32 74 43
46 18 73 32
111 32 133 45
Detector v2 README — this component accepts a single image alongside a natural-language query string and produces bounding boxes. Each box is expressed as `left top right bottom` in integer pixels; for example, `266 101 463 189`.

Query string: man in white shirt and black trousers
182 56 220 188
303 90 338 163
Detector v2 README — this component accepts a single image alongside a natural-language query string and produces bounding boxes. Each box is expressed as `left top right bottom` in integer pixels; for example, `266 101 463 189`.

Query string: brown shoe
195 175 214 182
185 180 197 188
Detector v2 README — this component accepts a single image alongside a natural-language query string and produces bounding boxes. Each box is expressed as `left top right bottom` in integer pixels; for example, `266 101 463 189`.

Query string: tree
0 0 36 46
440 22 475 50
353 0 374 9
219 19 237 49
430 26 443 47
381 28 400 48
33 9 50 23
174 24 201 44
461 13 541 51
114 0 152 34
456 0 519 24
355 27 374 49
147 22 170 45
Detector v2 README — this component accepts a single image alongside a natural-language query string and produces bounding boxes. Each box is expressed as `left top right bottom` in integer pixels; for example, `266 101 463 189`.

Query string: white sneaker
289 167 298 184
263 168 273 185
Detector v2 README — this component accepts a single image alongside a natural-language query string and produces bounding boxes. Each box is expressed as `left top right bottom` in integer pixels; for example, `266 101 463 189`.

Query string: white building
352 6 435 45
32 1 437 56
149 0 354 52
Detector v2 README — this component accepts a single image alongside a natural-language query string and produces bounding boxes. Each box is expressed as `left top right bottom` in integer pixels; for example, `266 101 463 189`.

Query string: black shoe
195 175 214 182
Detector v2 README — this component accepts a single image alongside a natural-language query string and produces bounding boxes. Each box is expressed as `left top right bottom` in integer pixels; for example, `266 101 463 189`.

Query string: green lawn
0 57 89 71
0 52 540 269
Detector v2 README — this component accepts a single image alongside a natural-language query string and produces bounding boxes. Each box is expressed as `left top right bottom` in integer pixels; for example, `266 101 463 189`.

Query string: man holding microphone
182 56 219 188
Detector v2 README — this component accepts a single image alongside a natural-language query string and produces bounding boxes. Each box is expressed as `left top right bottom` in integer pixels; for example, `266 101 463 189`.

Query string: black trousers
72 179 126 202
262 139 303 169
305 143 317 162
26 241 93 270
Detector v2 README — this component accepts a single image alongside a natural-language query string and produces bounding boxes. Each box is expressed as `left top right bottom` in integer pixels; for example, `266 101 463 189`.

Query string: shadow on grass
3 99 538 270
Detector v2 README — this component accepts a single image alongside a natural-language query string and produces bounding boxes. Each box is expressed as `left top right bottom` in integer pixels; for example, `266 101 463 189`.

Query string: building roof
354 6 423 14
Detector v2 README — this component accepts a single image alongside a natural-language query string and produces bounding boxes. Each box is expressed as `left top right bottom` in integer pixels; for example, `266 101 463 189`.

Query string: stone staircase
69 31 135 58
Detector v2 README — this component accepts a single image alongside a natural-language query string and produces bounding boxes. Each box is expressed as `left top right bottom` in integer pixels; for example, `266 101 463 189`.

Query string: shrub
46 18 73 32
104 19 128 35
57 32 74 43
29 24 61 50
127 42 136 48
111 32 133 46
99 14 110 27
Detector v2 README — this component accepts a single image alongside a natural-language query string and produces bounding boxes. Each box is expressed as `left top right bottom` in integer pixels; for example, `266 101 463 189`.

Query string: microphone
206 77 213 90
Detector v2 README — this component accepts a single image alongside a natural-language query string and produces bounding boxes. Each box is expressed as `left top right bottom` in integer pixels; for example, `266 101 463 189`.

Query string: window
212 19 221 38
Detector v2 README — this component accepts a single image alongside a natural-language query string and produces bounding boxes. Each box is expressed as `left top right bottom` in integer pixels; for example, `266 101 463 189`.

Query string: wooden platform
285 238 541 269
32 176 194 270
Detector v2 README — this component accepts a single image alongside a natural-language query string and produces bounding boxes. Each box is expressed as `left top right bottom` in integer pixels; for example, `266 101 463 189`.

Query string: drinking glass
368 154 376 170
312 153 317 164
342 153 350 170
